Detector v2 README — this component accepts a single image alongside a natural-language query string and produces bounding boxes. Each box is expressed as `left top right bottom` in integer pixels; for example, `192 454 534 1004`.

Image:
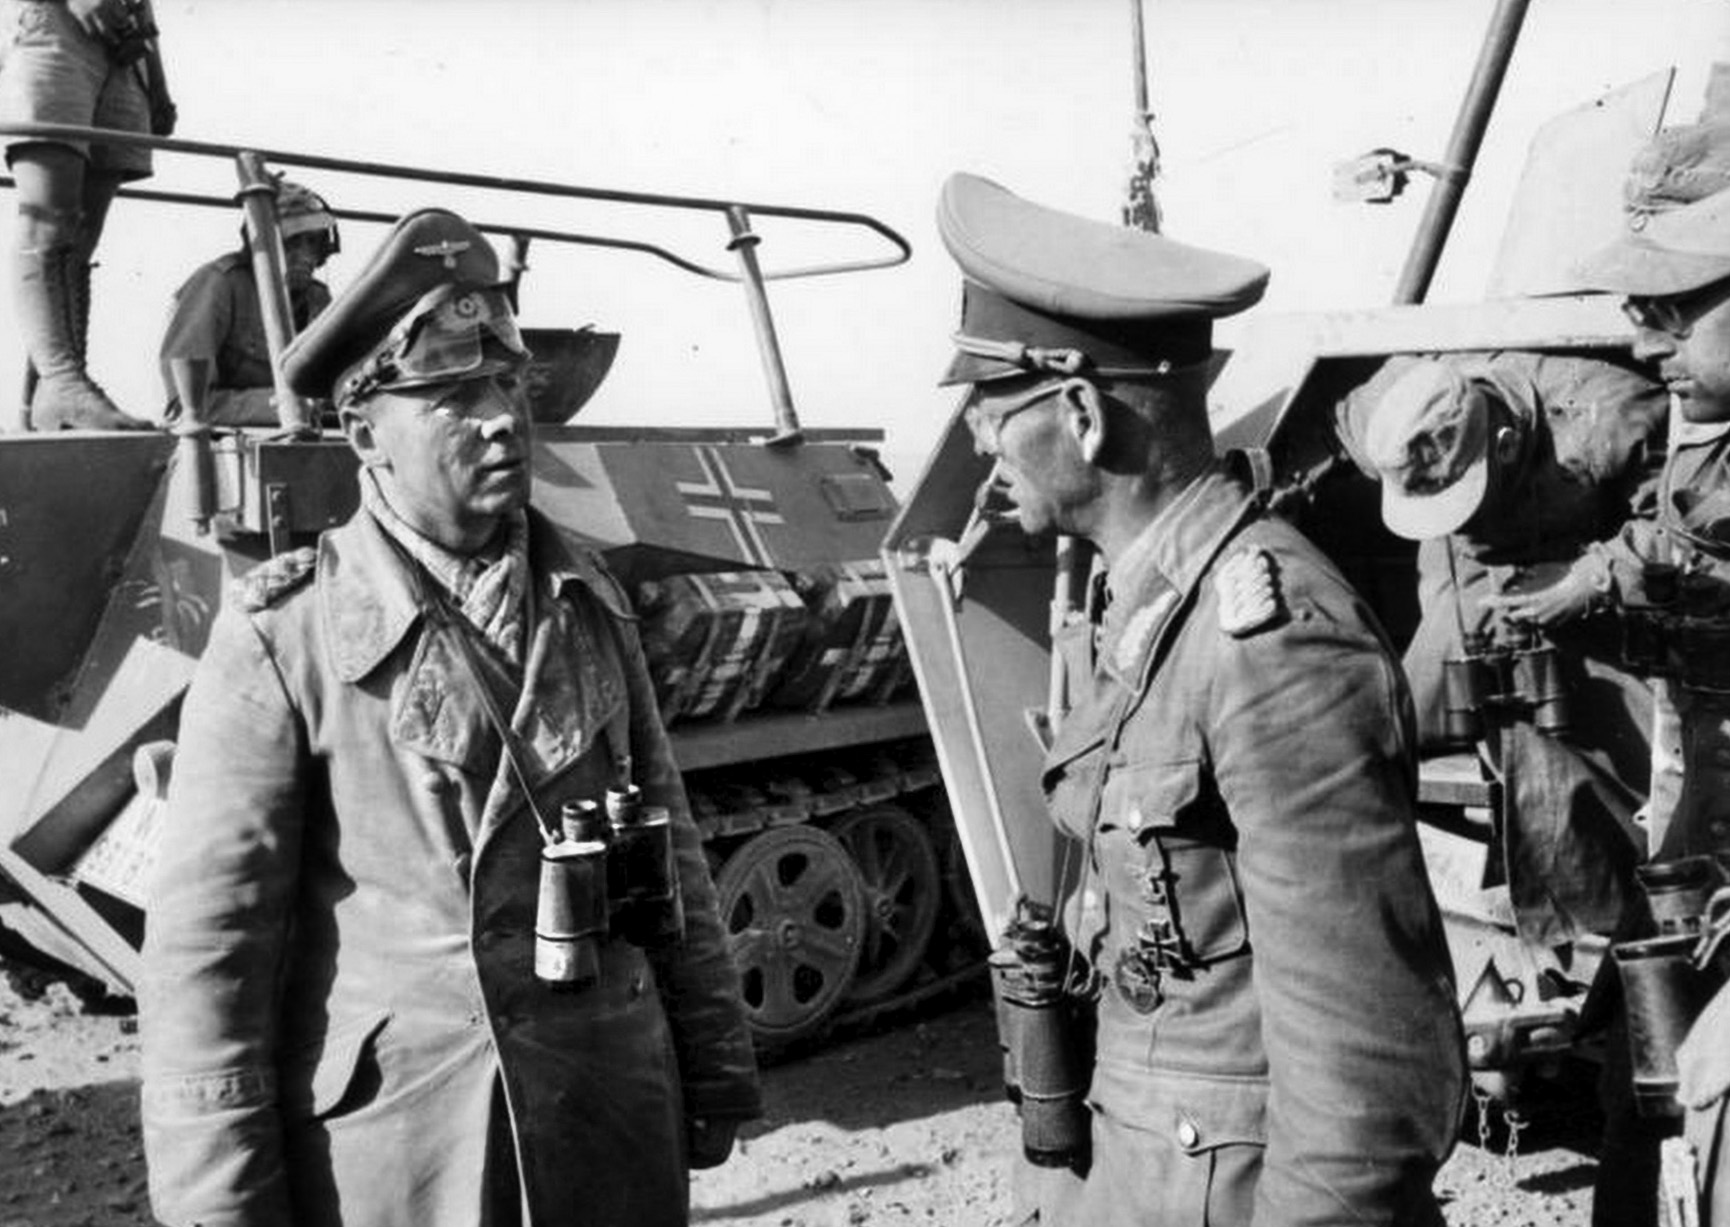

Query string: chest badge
1215 547 1283 638
1112 588 1178 675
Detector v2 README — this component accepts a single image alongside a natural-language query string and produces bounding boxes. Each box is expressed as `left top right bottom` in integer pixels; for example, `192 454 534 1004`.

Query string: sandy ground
0 964 1606 1227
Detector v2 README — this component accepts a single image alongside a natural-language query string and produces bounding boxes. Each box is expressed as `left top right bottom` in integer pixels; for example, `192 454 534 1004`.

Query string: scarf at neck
361 469 529 666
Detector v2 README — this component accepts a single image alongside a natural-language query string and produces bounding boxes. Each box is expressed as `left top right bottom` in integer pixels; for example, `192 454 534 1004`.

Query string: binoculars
1441 625 1570 744
989 900 1091 1169
534 786 686 991
1612 856 1730 1117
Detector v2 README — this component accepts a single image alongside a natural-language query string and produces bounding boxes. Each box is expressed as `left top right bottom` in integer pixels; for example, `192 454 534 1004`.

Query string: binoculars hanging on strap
988 899 1093 1170
1442 625 1571 744
534 785 687 991
1612 856 1730 1118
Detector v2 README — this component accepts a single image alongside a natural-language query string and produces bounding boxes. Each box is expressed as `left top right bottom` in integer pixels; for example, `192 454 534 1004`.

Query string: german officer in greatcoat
139 209 761 1227
936 173 1466 1226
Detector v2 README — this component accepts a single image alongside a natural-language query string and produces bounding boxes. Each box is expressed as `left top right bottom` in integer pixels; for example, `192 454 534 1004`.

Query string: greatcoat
141 505 760 1227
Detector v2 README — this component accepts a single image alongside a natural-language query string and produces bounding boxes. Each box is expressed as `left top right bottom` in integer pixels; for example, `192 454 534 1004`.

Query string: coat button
1176 1118 1199 1149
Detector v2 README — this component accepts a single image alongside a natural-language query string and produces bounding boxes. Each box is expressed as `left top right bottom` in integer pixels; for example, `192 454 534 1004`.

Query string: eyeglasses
1622 277 1730 340
341 284 530 405
962 378 1078 454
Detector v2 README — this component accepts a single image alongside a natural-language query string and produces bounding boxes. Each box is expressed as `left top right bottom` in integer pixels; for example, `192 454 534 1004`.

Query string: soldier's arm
160 265 237 426
140 609 305 1227
1207 550 1466 1226
605 591 764 1135
1482 354 1669 622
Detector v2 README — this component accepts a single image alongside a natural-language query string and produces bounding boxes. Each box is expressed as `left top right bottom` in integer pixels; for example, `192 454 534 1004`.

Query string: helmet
262 179 340 260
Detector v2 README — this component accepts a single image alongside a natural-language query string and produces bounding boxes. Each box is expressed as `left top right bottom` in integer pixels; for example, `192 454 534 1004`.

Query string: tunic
1032 462 1465 1226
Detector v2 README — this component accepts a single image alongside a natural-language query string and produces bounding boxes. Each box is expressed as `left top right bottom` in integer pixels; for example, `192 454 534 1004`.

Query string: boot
14 242 150 431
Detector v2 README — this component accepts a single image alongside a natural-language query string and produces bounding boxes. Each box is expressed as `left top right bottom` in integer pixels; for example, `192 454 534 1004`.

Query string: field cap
1576 122 1730 296
935 173 1269 386
1624 122 1730 216
1361 359 1493 541
282 209 526 403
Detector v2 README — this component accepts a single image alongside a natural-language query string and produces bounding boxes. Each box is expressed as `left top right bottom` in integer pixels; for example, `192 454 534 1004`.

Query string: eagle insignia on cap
1112 588 1178 674
414 238 471 269
1215 547 1282 638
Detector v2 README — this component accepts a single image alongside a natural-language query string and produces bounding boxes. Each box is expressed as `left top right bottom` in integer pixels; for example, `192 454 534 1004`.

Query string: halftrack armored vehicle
0 124 984 1050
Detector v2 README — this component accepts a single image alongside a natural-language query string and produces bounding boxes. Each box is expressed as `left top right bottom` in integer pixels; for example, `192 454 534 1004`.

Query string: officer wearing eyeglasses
938 174 1466 1227
138 209 760 1227
1574 121 1730 1227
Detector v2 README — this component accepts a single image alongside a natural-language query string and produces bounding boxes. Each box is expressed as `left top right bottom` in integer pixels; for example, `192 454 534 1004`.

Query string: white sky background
4 0 1728 485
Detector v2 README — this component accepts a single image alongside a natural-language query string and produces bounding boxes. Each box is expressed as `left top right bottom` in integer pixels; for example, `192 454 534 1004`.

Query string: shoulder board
1214 546 1285 638
231 547 318 613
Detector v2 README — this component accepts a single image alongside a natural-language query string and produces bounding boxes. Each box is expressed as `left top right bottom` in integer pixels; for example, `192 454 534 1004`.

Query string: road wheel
833 805 942 1005
714 825 865 1046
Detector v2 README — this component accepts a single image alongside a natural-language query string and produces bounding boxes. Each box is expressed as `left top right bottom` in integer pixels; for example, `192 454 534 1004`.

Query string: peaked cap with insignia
282 208 527 403
936 173 1269 386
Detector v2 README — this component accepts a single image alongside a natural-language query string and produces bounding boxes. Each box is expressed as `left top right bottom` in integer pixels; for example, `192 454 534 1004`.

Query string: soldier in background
937 172 1465 1226
1575 124 1730 1227
1339 349 1665 954
158 178 338 429
0 0 170 430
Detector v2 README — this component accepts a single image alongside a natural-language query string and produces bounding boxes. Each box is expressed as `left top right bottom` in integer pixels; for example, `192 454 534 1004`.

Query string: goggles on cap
340 284 529 406
1622 276 1730 340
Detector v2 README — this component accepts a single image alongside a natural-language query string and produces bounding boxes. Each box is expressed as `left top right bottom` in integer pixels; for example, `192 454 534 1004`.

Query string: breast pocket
1100 758 1249 966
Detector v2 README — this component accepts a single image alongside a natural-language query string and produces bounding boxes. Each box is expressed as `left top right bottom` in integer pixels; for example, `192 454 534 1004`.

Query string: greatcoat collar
319 505 629 685
317 505 634 852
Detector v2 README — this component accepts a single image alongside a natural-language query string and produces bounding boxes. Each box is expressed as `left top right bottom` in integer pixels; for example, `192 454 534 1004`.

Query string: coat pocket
1093 1070 1267 1227
280 1009 392 1121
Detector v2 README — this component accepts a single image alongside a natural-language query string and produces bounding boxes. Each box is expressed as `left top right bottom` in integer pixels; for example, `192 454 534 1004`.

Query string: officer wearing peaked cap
140 209 760 1227
939 173 1465 1227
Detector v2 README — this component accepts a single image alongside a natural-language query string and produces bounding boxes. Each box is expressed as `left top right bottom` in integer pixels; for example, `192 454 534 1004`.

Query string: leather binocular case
534 833 610 990
1613 857 1730 1117
989 902 1091 1169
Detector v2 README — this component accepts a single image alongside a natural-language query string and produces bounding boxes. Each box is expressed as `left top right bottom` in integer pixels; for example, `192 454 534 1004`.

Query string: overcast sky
3 0 1726 483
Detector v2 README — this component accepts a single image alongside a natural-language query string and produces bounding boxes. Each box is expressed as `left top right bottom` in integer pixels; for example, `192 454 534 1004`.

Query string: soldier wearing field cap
140 208 760 1227
1575 119 1730 1227
1337 348 1664 959
938 173 1465 1227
